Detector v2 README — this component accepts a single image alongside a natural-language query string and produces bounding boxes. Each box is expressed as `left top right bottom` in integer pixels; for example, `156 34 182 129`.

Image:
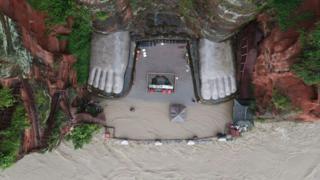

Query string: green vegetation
129 0 152 12
267 0 310 30
27 0 92 84
0 105 29 169
0 87 15 109
248 100 257 112
77 102 102 117
46 110 66 151
255 116 267 123
179 0 194 18
67 6 92 85
129 0 139 11
27 0 76 25
292 23 320 85
34 88 50 126
95 11 108 21
65 124 101 149
271 89 292 112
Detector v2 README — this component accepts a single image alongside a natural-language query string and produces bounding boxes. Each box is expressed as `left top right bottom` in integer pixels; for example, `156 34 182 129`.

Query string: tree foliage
0 105 28 169
68 7 92 84
65 124 101 149
292 23 320 85
0 87 15 109
27 0 92 84
267 0 308 30
27 0 74 25
179 0 194 19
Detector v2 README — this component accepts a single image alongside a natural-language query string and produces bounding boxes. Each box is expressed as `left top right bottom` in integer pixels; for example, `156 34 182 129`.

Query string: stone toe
99 70 107 90
105 70 114 93
201 81 211 100
218 77 225 98
113 73 124 94
93 68 101 88
88 68 97 85
224 76 231 96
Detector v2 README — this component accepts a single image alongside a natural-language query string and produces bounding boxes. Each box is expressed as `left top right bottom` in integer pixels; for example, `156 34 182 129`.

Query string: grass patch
65 124 101 149
0 104 29 169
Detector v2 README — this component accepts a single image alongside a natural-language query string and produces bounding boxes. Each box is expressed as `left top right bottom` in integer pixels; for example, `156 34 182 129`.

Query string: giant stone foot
199 39 236 101
88 31 130 94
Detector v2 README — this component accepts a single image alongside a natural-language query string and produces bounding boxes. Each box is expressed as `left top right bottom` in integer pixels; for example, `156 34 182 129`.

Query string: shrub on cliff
45 110 67 151
27 0 74 25
271 89 292 112
34 87 50 127
0 87 15 109
67 7 92 85
267 0 311 30
27 0 92 84
293 23 320 85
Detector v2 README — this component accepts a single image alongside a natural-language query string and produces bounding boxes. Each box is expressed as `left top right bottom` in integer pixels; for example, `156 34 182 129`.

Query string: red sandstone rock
115 0 132 26
253 0 320 121
0 0 86 153
21 27 54 66
69 69 78 88
0 0 73 56
0 77 20 88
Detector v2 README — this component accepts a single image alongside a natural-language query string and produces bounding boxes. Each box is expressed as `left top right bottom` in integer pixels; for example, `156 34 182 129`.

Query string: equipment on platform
147 72 176 94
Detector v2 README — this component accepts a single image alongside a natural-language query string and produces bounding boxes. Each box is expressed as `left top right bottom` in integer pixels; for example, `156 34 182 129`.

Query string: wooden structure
236 23 263 100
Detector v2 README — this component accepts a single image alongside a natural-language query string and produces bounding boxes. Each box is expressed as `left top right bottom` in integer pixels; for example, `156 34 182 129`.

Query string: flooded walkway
103 43 232 140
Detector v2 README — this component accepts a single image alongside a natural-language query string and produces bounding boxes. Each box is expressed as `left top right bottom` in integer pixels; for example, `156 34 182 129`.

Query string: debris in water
120 140 129 145
130 107 135 112
217 132 233 142
187 140 195 145
155 141 162 146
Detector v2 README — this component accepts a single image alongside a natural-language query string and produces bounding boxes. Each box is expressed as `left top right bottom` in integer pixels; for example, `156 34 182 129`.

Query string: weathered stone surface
0 0 74 66
196 0 259 41
88 31 130 94
92 0 261 41
199 39 236 100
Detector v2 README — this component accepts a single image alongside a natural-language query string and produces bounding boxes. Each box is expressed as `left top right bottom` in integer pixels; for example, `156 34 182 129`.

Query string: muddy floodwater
2 121 320 180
